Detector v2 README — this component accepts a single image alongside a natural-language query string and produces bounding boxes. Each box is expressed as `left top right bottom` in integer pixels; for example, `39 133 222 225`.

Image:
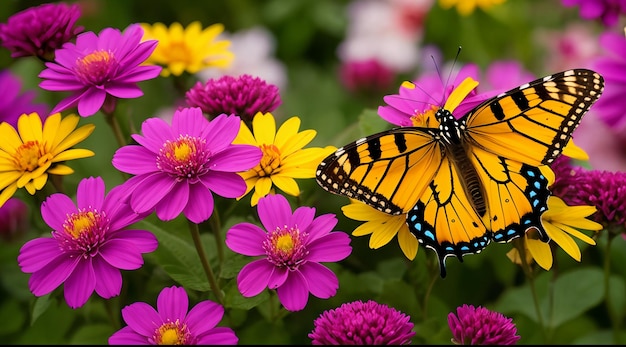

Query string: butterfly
316 68 604 277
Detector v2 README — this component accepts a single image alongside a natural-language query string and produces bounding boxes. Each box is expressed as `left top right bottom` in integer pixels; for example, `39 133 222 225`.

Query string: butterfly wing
316 127 442 215
463 69 604 166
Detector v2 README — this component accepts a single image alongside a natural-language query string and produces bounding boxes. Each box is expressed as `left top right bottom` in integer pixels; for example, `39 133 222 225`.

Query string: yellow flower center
75 50 118 85
275 234 294 252
64 211 100 239
410 105 439 128
157 135 210 180
14 141 43 172
153 320 191 345
254 144 282 177
263 226 308 269
165 42 191 65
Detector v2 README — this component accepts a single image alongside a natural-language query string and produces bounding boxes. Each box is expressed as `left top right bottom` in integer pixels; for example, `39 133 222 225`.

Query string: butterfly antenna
437 46 462 107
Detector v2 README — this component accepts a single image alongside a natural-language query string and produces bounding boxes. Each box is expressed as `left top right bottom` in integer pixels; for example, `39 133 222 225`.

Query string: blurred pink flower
0 2 83 61
561 0 626 26
0 197 29 242
39 24 161 117
535 23 601 73
339 58 395 96
109 286 237 345
225 193 352 311
17 177 157 309
0 69 48 127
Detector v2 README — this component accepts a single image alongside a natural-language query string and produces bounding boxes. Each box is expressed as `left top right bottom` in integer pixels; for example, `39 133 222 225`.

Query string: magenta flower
225 193 352 312
17 177 158 309
0 197 29 242
448 304 520 345
591 31 626 128
38 24 161 117
0 69 49 127
185 74 282 121
0 2 83 61
309 300 415 345
561 0 626 26
339 59 395 95
112 107 262 223
109 286 237 345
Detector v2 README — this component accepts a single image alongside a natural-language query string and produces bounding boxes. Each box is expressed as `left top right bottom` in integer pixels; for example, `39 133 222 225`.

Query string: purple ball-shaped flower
448 304 520 345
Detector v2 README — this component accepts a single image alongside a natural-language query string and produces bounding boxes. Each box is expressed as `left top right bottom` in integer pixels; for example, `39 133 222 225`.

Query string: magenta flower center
263 225 309 269
74 50 119 85
156 135 211 182
253 144 282 177
53 209 108 256
151 319 193 345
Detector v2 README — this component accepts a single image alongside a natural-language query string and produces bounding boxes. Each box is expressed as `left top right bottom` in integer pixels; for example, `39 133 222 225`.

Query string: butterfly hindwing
464 69 604 166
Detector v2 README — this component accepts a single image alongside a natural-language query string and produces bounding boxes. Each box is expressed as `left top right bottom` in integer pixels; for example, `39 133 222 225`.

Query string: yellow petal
0 183 17 207
271 175 300 197
544 223 582 261
444 77 479 112
17 112 43 142
234 120 257 145
52 148 95 162
47 164 75 175
526 236 553 270
0 172 20 190
368 215 405 249
0 121 23 153
252 113 276 145
397 226 418 260
254 177 272 198
563 139 589 161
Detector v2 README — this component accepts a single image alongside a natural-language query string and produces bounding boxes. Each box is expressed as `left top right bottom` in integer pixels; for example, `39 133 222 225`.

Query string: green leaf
549 268 604 328
0 299 26 335
222 278 269 310
31 293 52 326
69 323 115 344
608 275 626 325
358 108 390 137
220 254 250 280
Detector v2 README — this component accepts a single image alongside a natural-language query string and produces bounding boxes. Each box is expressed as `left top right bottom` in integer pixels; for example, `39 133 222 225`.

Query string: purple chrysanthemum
109 286 237 345
0 197 29 242
112 107 262 223
339 59 395 95
0 2 83 61
38 23 161 117
225 193 352 312
308 300 415 345
185 74 281 121
561 0 626 27
0 69 49 127
17 176 158 309
591 31 626 128
448 304 520 345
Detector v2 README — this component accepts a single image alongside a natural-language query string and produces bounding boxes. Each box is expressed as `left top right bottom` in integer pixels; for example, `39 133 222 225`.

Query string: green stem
188 220 224 305
516 239 549 342
421 257 439 321
104 111 127 148
603 231 620 344
209 208 224 268
103 298 120 330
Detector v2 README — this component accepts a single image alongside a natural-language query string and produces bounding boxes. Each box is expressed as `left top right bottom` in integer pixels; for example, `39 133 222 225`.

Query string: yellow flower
0 113 95 207
140 21 234 77
342 199 418 260
507 196 602 271
439 0 506 16
234 112 336 206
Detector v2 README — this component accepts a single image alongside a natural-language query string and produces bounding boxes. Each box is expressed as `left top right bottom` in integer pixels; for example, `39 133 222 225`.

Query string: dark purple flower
0 2 83 61
308 300 415 345
591 31 626 128
186 74 281 121
0 69 49 127
561 0 626 26
0 197 29 242
448 304 520 345
339 59 395 95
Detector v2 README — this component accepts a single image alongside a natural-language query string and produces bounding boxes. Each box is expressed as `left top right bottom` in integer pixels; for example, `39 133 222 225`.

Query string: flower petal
157 286 188 322
225 222 267 256
298 262 338 299
92 256 122 299
275 270 309 311
237 259 273 297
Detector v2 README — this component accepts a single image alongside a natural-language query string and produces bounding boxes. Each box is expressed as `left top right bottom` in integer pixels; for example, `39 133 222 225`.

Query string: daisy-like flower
0 112 95 207
448 304 520 345
109 286 237 345
0 2 83 61
140 21 234 77
590 31 626 128
225 193 352 312
0 197 29 242
233 112 337 206
185 74 282 121
438 0 506 16
561 0 626 27
38 24 162 117
308 300 415 345
17 176 158 309
112 107 262 223
341 199 418 260
339 59 396 96
0 69 49 127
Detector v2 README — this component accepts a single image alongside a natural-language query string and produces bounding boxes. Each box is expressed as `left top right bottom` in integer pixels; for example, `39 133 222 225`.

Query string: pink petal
50 91 85 114
154 181 189 221
106 83 143 99
268 266 288 289
29 255 80 296
306 232 352 262
122 302 162 336
225 222 267 256
92 256 122 298
237 259 273 297
18 238 62 273
112 145 159 175
157 286 189 321
291 206 316 233
304 213 337 241
109 326 149 345
137 117 174 151
298 262 338 299
64 260 96 308
109 229 158 254
116 65 161 83
258 194 292 232
275 270 309 311
186 301 223 333
129 173 176 214
196 327 238 345
77 87 106 116
76 177 105 211
201 171 246 199
183 183 214 223
99 239 145 270
208 145 262 172
202 114 241 152
172 107 209 137
41 193 76 230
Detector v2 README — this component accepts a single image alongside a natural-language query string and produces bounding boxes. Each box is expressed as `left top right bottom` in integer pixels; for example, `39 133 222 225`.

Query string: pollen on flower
63 210 102 239
54 208 108 255
157 135 211 180
14 141 43 172
75 50 119 85
152 320 192 345
411 105 439 127
254 144 281 176
263 225 309 269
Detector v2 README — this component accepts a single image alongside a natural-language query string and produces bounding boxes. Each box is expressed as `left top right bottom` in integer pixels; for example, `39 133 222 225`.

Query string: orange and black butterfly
316 69 604 277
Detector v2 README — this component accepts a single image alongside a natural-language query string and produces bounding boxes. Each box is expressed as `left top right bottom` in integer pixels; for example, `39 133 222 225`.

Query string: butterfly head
436 108 464 145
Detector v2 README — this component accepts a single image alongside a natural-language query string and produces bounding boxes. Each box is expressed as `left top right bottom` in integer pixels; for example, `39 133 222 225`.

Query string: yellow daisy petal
397 225 418 260
234 119 258 145
526 235 553 270
544 223 582 261
17 112 43 143
47 164 75 175
0 183 17 206
0 122 22 153
271 175 300 197
52 148 95 162
252 113 276 145
254 177 273 198
368 214 406 249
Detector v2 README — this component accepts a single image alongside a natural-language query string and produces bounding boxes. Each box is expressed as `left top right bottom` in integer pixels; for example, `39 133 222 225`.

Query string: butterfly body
316 69 604 277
